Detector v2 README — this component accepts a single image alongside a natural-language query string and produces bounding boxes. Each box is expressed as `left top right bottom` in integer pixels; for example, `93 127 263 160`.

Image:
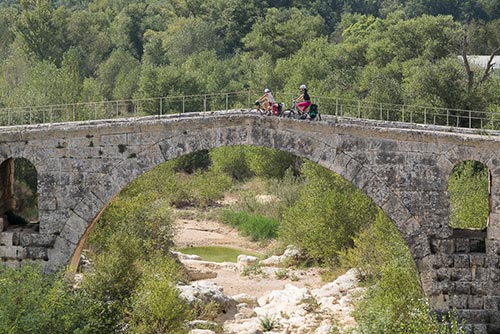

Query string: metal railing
1 90 500 131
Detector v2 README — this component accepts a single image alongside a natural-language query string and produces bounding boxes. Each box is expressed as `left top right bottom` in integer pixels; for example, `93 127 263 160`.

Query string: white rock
177 281 237 321
237 254 259 264
282 245 301 258
189 330 215 334
314 324 334 334
233 293 258 307
261 255 282 266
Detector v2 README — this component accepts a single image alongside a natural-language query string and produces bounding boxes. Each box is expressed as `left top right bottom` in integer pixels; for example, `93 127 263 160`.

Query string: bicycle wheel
282 109 295 119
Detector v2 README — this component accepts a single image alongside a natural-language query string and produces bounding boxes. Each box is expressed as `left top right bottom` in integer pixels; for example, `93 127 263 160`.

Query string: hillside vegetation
0 0 499 117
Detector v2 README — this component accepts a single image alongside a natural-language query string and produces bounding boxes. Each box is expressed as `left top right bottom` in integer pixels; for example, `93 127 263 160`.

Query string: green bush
448 160 489 229
0 265 87 334
220 210 279 241
279 161 377 265
128 256 192 334
210 146 253 181
341 212 466 334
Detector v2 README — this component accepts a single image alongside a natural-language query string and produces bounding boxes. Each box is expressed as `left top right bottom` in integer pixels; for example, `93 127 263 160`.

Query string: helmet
264 88 270 93
299 84 307 90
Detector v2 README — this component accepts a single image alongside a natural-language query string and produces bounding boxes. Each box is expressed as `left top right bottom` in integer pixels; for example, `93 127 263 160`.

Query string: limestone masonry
1 111 500 332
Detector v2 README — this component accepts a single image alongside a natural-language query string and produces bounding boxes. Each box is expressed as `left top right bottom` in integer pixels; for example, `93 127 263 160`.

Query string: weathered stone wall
0 112 500 332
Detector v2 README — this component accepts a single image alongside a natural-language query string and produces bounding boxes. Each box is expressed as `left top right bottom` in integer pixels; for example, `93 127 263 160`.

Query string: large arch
51 116 426 277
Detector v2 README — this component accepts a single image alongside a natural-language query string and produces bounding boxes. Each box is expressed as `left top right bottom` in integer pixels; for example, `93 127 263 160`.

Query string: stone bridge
1 111 500 332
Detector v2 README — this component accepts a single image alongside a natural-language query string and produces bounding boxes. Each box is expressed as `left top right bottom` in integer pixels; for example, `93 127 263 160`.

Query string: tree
15 0 70 65
242 7 326 60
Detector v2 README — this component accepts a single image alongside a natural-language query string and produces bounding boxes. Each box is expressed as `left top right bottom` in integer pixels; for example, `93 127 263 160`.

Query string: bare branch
480 45 500 84
461 31 474 94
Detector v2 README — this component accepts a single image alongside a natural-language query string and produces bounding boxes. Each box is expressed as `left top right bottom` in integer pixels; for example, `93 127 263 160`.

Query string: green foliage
221 210 279 241
259 316 279 332
0 265 87 334
280 161 377 265
341 212 466 334
210 146 253 181
449 160 489 229
128 256 192 334
246 146 300 179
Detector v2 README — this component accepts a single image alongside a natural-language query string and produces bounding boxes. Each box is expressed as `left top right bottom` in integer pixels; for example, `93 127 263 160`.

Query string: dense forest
0 0 499 114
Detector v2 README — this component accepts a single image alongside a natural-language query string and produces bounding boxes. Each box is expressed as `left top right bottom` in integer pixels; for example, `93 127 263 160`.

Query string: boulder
178 281 238 322
237 254 259 265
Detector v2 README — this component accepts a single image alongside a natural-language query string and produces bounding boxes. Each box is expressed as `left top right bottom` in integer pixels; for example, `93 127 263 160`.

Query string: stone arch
53 117 425 274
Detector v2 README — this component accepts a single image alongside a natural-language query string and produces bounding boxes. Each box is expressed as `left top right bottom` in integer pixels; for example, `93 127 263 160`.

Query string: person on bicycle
256 88 275 113
293 84 311 115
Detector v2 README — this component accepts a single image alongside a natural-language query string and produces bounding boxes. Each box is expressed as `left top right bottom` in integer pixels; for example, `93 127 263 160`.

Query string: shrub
210 146 253 180
279 161 377 265
0 264 87 334
128 256 192 334
341 212 466 334
220 210 279 241
448 160 489 229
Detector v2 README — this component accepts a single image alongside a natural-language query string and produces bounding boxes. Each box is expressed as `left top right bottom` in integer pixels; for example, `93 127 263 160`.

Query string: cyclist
293 84 311 115
256 88 275 113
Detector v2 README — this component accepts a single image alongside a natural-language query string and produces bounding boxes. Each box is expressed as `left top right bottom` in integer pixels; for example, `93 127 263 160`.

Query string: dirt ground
173 209 324 298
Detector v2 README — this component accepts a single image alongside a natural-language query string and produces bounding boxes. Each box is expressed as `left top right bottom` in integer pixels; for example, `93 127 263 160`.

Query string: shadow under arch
0 157 38 226
59 119 426 280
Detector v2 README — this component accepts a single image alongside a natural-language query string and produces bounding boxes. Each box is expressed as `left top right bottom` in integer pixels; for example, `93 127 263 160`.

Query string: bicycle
282 101 321 121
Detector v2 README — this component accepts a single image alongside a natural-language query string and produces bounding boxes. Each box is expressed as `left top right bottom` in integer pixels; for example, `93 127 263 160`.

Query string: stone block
26 247 48 260
439 239 455 254
454 281 471 294
0 232 14 246
436 267 451 282
468 296 484 310
470 280 488 295
19 233 56 247
484 297 500 311
470 254 486 267
450 294 468 309
454 254 470 268
486 255 499 268
0 245 27 259
457 309 490 324
451 268 472 282
490 269 500 283
455 238 470 253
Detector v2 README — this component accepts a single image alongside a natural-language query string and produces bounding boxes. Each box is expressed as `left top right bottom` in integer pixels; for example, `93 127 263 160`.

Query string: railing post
73 105 76 122
94 103 97 120
226 93 229 111
8 108 11 126
469 110 472 128
160 98 163 117
30 107 33 125
402 106 405 123
50 106 53 124
447 110 449 126
379 104 383 120
357 100 360 118
491 111 494 129
204 95 207 112
424 108 427 124
182 96 185 113
335 99 338 117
